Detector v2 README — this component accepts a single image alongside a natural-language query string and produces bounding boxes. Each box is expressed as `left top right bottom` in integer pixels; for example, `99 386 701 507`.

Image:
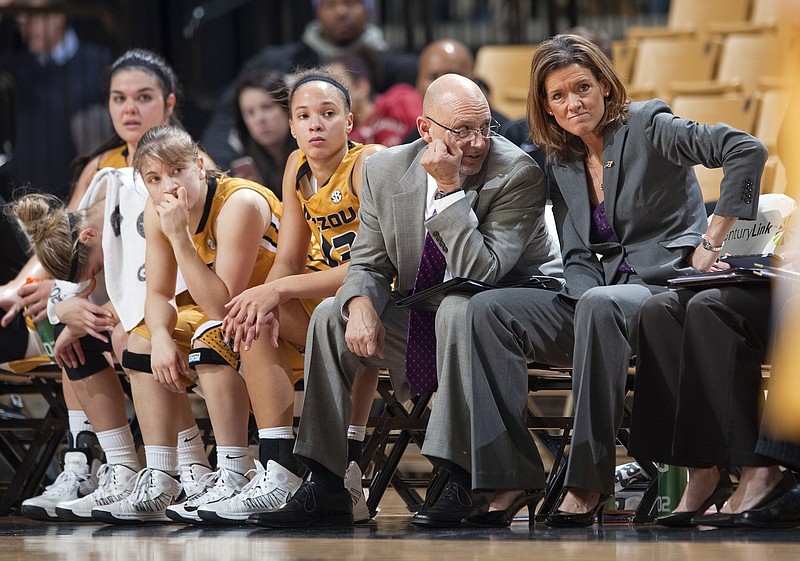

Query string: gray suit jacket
339 135 562 318
549 99 767 301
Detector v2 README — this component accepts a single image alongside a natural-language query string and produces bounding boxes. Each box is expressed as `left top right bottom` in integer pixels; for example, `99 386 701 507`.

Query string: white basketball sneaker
20 449 98 521
55 463 138 521
92 468 182 524
197 460 302 524
166 467 248 524
345 461 371 523
178 463 214 500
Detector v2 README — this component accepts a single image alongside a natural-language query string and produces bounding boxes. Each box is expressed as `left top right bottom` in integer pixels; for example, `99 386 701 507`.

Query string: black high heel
656 471 733 527
464 489 545 527
544 493 611 528
693 470 796 527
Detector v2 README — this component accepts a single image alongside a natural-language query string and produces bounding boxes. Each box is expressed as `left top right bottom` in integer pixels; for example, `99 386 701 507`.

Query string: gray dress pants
454 282 659 495
295 295 409 477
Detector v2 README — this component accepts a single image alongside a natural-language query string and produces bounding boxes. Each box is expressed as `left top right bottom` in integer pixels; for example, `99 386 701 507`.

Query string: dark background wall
0 0 667 144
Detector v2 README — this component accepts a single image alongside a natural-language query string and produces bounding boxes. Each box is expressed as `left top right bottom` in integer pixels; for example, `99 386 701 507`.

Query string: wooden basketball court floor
2 490 799 561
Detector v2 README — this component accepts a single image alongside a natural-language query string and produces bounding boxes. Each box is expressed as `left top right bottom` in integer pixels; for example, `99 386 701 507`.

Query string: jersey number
322 230 357 265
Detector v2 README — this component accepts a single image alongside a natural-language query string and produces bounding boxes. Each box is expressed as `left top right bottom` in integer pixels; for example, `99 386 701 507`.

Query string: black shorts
0 312 29 363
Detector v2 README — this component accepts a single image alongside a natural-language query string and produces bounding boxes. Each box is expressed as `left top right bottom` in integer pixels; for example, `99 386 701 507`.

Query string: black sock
347 438 363 465
259 438 299 476
304 458 345 492
442 462 471 489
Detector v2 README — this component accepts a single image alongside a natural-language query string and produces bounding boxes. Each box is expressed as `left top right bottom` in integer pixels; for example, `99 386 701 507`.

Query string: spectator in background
331 55 421 147
201 0 417 169
0 0 110 202
232 69 296 199
402 39 509 144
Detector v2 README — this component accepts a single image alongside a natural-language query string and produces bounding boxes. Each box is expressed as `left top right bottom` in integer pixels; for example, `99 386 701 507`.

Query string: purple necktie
405 231 447 395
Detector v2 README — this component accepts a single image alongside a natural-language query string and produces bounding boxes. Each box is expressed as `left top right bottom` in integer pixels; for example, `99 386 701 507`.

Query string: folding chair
0 360 68 515
362 377 434 516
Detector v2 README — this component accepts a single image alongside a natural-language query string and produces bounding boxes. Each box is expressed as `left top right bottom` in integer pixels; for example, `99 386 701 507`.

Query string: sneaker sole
165 508 202 524
54 506 94 521
197 509 252 524
20 504 59 521
92 510 171 524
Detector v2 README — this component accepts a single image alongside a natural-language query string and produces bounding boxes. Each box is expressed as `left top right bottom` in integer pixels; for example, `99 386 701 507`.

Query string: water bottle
656 463 687 515
24 278 56 361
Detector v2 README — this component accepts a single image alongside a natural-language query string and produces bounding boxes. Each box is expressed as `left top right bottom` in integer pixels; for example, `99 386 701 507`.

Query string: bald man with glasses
249 73 561 529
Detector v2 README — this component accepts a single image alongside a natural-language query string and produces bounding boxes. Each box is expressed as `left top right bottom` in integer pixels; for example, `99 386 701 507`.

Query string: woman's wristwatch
701 234 724 252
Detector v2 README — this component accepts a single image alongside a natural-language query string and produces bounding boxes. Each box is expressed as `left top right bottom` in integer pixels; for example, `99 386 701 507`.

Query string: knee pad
121 349 197 388
61 330 115 380
190 320 239 370
64 350 113 381
121 350 152 373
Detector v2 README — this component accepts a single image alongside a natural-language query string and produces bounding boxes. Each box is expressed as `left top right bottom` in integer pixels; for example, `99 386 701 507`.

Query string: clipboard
667 269 772 289
719 253 778 269
668 253 799 289
395 278 495 309
395 275 564 309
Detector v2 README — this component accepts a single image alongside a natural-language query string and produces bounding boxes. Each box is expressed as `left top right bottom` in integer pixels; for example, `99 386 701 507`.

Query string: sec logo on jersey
331 189 342 204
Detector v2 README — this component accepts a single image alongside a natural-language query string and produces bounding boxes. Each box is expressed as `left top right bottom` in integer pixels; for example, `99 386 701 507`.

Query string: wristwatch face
702 237 723 251
434 189 460 200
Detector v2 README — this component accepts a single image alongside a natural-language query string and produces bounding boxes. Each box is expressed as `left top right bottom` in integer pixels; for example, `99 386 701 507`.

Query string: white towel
101 167 149 331
47 167 187 332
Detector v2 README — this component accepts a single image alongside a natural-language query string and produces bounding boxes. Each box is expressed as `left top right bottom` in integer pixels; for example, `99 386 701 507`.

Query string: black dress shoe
464 489 545 527
736 482 800 528
247 480 353 528
411 481 489 528
694 470 796 527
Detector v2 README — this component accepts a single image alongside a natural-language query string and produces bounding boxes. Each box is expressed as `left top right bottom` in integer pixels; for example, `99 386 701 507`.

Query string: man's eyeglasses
425 116 500 141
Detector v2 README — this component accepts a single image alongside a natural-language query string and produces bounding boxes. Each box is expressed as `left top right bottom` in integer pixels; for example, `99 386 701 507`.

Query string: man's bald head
418 74 492 178
422 73 486 120
416 39 474 97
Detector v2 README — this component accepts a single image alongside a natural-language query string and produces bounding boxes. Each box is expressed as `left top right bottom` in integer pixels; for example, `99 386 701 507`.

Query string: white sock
347 425 367 442
144 445 178 476
216 446 253 475
96 426 140 470
257 426 295 440
177 425 210 469
67 410 93 446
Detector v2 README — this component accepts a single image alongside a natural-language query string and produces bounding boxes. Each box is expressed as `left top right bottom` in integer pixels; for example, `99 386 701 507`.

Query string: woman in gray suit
463 34 767 527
